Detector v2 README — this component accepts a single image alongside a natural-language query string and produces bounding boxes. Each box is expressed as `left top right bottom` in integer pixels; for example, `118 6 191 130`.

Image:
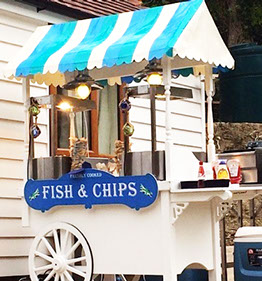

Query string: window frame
49 84 125 158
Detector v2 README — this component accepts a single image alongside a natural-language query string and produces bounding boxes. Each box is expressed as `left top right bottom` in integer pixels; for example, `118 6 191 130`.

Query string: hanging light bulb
76 84 91 100
56 102 72 111
63 70 103 100
147 72 163 85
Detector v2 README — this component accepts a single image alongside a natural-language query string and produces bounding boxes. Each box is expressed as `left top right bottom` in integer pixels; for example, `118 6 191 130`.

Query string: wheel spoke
75 266 87 272
43 269 55 281
42 237 56 257
60 230 69 254
53 229 61 254
65 240 80 258
34 264 53 272
67 256 87 265
54 274 59 281
66 265 86 278
35 251 53 263
60 273 65 281
64 270 74 281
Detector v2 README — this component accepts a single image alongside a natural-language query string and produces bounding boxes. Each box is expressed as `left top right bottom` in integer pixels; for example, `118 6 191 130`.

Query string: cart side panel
173 201 214 274
29 197 164 275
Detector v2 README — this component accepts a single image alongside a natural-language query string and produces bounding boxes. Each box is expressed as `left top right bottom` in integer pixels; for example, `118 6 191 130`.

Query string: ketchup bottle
227 159 241 184
197 161 205 188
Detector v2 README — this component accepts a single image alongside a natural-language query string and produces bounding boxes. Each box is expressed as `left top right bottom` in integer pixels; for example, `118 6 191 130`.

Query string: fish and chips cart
6 1 262 281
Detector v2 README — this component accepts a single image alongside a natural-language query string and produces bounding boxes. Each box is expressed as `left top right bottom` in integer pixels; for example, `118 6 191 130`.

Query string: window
50 84 124 157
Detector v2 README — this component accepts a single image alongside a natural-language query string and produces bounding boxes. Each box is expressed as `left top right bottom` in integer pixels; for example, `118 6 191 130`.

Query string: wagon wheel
29 222 93 281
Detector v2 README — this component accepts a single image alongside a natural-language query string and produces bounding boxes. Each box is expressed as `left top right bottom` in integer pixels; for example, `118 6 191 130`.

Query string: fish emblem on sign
24 169 158 212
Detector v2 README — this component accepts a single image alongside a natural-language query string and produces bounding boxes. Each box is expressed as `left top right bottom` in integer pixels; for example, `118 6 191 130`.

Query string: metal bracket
171 202 189 224
217 201 232 221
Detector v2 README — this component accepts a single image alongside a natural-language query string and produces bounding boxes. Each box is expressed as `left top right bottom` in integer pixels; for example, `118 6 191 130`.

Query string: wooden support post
150 86 157 176
22 77 30 227
150 86 157 153
220 218 228 281
162 57 172 181
238 200 243 227
205 66 216 162
250 199 256 226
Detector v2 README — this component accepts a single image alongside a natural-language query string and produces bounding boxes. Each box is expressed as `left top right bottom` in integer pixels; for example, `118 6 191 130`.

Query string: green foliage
141 0 262 45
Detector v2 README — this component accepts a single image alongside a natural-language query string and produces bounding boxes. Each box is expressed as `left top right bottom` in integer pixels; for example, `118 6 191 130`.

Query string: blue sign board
24 169 158 212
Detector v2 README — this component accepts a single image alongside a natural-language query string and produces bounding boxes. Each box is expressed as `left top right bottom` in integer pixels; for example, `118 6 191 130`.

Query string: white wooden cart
3 1 247 281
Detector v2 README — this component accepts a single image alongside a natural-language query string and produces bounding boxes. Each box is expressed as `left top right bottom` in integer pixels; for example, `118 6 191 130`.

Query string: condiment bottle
217 160 230 179
227 159 241 184
197 161 205 188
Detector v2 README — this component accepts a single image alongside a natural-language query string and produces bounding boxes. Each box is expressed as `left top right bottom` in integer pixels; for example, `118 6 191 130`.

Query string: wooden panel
171 114 202 132
129 138 151 152
130 106 202 133
0 9 45 31
0 139 48 160
0 139 24 160
0 79 23 103
0 198 23 218
172 129 203 148
0 159 23 179
0 178 22 198
0 22 33 47
0 218 35 237
131 122 202 148
0 256 29 276
0 41 21 63
0 100 49 124
170 99 202 116
0 120 48 143
130 96 202 118
0 237 33 257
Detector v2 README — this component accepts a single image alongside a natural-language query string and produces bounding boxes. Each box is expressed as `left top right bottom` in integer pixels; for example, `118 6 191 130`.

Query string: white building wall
129 75 206 152
0 2 72 276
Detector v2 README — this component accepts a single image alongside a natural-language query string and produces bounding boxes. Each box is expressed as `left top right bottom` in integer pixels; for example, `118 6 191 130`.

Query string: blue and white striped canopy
5 0 234 86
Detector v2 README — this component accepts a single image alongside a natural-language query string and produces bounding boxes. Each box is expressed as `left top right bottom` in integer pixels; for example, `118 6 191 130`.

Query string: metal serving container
29 156 109 180
218 148 262 183
124 150 165 180
29 156 72 180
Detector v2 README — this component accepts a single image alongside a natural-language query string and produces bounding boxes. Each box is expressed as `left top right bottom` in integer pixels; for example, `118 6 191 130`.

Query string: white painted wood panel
0 198 23 218
0 22 35 47
129 75 205 152
0 9 46 31
0 238 33 257
0 178 22 198
0 139 48 160
0 41 22 63
0 257 28 276
0 100 48 125
0 119 48 143
0 218 34 238
0 159 23 179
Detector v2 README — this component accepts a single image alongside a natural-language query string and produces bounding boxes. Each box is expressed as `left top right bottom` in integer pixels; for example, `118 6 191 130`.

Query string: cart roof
4 0 234 86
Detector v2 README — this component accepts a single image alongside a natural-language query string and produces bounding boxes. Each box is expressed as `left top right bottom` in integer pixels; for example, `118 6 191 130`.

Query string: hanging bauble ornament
30 124 41 138
29 105 40 116
119 98 131 112
123 122 134 137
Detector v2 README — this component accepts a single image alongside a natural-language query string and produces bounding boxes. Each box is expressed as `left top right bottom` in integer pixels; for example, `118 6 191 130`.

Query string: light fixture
63 70 103 99
56 101 72 111
76 84 91 100
147 72 163 85
134 59 163 85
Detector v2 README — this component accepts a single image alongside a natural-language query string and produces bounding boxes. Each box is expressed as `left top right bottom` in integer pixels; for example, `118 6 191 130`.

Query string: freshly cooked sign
24 169 158 212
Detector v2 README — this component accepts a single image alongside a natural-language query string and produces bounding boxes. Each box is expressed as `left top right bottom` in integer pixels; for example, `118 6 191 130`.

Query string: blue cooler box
234 227 262 281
